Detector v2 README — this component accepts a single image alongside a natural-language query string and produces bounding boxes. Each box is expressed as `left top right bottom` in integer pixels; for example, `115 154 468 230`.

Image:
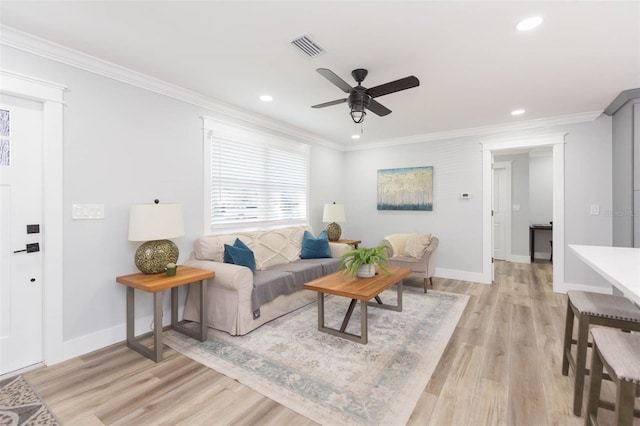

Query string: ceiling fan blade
311 98 347 109
368 99 392 116
366 76 420 98
316 68 352 93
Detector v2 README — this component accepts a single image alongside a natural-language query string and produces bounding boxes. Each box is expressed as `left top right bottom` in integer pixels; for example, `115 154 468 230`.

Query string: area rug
165 288 469 426
0 375 59 425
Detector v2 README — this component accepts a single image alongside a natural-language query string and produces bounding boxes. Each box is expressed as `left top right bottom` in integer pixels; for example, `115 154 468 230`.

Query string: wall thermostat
460 193 471 199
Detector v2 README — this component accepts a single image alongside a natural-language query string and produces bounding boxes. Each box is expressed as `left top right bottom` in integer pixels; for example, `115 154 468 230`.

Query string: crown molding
346 111 602 151
0 25 342 151
603 88 640 116
1 25 603 153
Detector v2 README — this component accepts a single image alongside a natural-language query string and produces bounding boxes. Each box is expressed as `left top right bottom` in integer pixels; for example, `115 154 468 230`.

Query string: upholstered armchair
379 233 439 293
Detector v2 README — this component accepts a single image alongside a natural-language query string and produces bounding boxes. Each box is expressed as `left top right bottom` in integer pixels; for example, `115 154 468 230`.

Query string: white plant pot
357 264 376 278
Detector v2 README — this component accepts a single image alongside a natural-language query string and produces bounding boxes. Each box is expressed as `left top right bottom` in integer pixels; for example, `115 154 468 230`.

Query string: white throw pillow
405 232 432 259
384 233 411 256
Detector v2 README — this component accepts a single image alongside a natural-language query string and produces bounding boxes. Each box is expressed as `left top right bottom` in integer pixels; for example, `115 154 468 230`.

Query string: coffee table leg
368 281 403 312
340 299 358 332
317 292 325 329
360 300 368 344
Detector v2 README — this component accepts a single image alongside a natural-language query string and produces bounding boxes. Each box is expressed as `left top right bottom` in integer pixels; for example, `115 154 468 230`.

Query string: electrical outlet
590 204 600 215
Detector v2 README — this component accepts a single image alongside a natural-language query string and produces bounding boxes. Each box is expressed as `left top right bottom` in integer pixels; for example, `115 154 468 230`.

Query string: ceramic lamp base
135 239 179 274
326 222 341 241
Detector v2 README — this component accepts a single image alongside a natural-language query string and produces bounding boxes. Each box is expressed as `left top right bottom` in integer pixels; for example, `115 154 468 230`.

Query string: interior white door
493 166 507 261
0 94 44 374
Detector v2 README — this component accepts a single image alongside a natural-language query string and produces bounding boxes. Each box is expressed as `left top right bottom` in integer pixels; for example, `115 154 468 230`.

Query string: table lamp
128 202 185 274
322 202 346 242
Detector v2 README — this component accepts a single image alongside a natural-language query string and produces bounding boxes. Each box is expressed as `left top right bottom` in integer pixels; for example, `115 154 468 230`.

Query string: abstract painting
377 166 433 211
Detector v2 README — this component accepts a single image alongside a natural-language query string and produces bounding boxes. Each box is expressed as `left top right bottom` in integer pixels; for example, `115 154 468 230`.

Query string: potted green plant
340 246 391 278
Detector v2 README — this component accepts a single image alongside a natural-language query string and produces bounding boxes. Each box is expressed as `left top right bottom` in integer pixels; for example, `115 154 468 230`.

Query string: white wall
2 45 344 356
342 116 613 289
529 154 553 259
342 138 484 280
1 41 615 360
529 155 554 224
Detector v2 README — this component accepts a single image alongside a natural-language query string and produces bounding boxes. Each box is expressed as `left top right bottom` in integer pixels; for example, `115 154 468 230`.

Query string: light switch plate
590 204 600 216
72 204 105 220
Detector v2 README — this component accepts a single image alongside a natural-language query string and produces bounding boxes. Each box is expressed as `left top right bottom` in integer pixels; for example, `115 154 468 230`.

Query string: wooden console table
336 239 361 248
116 266 215 362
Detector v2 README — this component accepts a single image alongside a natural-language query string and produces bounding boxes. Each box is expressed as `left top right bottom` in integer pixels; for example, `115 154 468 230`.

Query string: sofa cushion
385 233 411 256
252 270 298 318
250 226 307 270
405 232 432 259
300 230 331 259
297 257 342 275
269 261 324 286
194 226 310 269
224 243 256 273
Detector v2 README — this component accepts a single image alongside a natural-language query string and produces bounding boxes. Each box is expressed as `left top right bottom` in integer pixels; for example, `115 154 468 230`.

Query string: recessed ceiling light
516 16 543 31
351 134 361 140
511 109 526 116
259 95 273 102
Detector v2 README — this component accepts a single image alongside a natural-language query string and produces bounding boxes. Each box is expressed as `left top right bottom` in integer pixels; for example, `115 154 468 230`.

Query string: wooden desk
336 239 361 248
530 224 552 262
116 266 215 362
569 244 640 306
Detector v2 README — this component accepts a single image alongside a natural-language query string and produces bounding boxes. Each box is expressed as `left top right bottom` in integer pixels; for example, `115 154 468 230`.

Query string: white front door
0 94 44 374
493 166 508 261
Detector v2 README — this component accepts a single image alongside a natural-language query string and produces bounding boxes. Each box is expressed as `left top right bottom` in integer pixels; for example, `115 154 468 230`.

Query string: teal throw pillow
223 238 250 263
224 239 256 273
300 230 331 259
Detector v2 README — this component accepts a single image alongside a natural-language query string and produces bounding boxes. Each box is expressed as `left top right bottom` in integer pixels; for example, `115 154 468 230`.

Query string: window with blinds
207 121 309 232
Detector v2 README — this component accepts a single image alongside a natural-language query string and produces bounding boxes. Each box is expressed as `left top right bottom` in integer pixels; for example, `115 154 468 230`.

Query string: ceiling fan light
350 109 365 124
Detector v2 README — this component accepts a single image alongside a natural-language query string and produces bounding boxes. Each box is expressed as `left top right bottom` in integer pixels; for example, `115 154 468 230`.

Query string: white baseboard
62 306 184 361
534 251 552 261
435 267 490 284
506 254 530 264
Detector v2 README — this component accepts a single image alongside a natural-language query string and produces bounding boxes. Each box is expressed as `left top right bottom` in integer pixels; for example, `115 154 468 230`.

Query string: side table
116 265 215 362
336 239 361 249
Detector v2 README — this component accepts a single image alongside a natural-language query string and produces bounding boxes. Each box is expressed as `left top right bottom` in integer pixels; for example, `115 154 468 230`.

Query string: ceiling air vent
290 34 326 58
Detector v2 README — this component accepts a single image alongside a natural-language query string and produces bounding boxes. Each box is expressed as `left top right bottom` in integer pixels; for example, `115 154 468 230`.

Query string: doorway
482 133 566 291
0 70 65 371
0 95 44 374
492 161 512 261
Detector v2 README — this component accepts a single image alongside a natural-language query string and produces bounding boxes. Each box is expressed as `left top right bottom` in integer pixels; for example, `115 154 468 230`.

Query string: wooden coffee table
303 266 412 344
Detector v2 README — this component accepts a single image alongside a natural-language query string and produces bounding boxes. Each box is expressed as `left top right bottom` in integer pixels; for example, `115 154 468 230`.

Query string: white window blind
208 122 309 231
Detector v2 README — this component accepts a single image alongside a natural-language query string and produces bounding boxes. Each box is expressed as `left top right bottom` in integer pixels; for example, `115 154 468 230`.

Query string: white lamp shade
128 203 185 241
322 203 346 223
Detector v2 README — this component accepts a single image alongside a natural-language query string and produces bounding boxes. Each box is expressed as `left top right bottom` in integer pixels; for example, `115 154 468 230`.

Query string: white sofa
183 226 350 335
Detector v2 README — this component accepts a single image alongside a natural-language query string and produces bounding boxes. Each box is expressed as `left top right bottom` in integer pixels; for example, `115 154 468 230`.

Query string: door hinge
492 257 494 263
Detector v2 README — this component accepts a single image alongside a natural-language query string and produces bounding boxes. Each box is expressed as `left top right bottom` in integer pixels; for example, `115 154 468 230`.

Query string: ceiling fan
312 68 420 124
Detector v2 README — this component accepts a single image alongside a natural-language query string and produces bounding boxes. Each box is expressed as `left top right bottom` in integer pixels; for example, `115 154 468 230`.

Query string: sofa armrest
329 242 351 258
183 259 253 293
379 238 395 257
422 236 439 259
421 236 439 277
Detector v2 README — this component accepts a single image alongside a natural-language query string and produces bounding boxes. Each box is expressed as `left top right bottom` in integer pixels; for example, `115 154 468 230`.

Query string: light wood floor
22 261 636 425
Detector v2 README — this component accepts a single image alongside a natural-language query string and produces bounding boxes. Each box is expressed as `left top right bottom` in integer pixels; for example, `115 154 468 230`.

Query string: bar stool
585 328 640 426
562 290 640 416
